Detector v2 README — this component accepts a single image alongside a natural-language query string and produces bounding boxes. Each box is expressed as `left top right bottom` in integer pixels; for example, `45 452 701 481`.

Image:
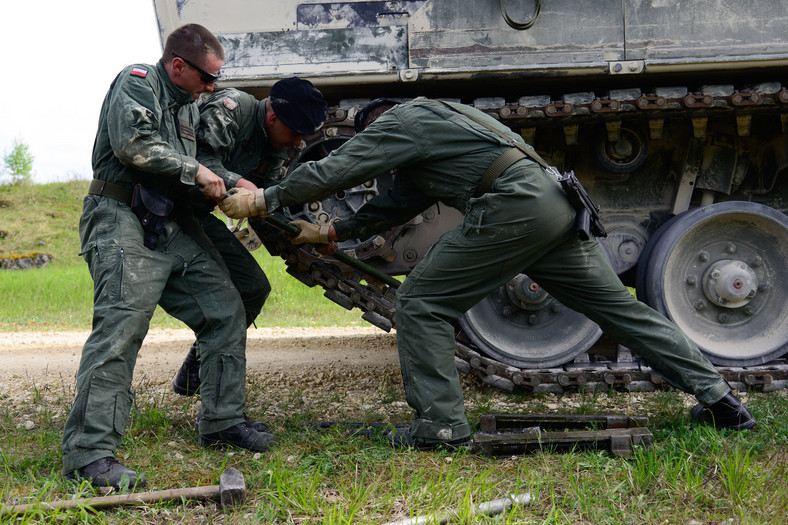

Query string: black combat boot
65 457 146 490
690 392 757 430
172 342 201 396
196 404 271 433
242 413 271 433
386 426 471 451
200 421 277 452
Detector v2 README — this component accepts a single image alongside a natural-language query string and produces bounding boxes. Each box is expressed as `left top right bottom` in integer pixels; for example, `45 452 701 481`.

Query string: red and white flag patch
223 97 238 110
130 67 148 78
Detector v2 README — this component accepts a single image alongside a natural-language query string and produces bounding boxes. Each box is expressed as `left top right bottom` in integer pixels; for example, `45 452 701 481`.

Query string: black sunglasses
172 53 220 84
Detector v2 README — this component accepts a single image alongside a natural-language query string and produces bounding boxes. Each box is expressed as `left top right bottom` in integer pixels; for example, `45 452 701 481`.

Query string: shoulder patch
130 67 148 78
223 97 238 110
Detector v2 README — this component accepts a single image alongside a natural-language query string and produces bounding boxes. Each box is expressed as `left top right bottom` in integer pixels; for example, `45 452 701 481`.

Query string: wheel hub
701 259 758 308
505 275 549 311
595 127 648 173
609 138 634 160
678 242 768 327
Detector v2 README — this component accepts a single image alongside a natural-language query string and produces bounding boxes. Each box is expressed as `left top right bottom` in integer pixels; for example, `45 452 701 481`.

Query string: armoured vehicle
153 0 788 392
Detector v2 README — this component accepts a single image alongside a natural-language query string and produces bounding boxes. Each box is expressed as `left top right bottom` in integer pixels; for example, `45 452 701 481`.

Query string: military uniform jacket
263 97 528 241
91 60 200 196
196 88 289 190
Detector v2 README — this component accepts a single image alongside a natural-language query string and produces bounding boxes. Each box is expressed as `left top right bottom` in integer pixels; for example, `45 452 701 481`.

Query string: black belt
88 179 133 206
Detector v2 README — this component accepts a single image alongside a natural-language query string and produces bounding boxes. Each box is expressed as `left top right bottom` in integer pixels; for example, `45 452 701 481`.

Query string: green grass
0 180 362 330
0 180 85 266
1 384 786 523
0 252 364 330
1 181 787 523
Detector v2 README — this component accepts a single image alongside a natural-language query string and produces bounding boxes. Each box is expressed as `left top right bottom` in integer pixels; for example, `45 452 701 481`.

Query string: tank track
257 225 788 395
327 81 788 147
258 80 788 394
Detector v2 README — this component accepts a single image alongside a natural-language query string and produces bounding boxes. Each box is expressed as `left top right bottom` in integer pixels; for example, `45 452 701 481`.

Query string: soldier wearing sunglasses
62 24 274 491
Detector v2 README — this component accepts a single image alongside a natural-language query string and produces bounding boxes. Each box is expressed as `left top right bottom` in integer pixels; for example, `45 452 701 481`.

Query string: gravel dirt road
0 326 706 429
0 326 397 380
0 326 399 406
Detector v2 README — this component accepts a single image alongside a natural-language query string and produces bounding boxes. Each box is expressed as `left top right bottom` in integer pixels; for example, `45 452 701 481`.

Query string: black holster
557 171 607 241
131 185 173 250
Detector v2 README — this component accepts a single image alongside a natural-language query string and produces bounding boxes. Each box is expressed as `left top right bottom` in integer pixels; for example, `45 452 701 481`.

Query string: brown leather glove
218 188 268 219
289 220 331 245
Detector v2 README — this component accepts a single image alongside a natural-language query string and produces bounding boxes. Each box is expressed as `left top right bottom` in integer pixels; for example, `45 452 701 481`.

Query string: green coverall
189 88 293 326
62 61 248 474
263 97 732 443
197 88 290 191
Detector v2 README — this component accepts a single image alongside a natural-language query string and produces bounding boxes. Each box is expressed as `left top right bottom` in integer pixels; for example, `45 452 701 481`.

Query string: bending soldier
220 97 756 450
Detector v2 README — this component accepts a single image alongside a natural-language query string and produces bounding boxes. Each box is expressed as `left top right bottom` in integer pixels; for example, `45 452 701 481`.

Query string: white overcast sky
0 1 163 184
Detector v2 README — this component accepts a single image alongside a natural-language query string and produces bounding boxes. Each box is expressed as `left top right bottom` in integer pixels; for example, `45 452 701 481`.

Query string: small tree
3 138 35 185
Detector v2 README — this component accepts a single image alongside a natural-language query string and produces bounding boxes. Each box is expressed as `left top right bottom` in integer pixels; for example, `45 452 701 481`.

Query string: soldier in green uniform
172 78 328 406
62 24 275 490
220 97 756 450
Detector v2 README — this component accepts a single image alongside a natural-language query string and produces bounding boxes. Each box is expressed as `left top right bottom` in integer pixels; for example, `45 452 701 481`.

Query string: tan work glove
289 220 331 245
218 188 268 219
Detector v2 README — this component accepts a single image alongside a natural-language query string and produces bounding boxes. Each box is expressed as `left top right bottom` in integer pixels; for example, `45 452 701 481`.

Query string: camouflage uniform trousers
395 161 731 443
62 195 248 474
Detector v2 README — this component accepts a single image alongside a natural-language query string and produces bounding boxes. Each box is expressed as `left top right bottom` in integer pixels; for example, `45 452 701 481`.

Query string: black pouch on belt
131 184 174 250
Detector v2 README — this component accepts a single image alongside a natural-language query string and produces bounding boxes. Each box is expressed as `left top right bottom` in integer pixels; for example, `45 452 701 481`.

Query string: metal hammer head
219 468 246 509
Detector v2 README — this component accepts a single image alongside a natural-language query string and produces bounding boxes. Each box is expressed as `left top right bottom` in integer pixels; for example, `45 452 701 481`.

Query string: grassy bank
0 254 364 330
0 181 361 330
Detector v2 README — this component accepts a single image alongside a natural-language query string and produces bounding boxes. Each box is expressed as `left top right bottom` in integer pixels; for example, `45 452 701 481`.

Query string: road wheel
636 201 788 366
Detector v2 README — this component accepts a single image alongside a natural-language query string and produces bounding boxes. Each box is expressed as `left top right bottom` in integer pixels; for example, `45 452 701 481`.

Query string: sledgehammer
0 467 246 517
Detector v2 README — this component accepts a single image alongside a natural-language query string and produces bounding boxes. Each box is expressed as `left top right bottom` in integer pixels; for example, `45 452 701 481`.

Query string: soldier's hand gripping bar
557 170 607 241
263 215 401 289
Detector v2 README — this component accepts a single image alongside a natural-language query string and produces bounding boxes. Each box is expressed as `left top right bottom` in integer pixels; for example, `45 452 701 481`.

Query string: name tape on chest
178 118 196 142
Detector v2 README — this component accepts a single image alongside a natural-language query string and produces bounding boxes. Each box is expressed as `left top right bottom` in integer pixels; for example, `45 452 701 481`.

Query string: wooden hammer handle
1 485 220 516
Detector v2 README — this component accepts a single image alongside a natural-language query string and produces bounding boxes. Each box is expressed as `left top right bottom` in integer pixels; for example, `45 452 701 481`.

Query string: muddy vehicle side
153 0 788 392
